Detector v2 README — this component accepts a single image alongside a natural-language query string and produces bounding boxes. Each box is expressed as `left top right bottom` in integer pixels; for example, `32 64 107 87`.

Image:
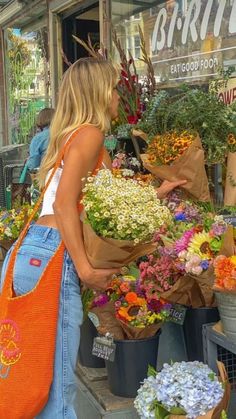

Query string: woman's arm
53 126 120 290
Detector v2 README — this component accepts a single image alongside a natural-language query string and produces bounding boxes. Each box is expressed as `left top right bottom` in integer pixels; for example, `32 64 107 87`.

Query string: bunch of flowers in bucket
134 361 229 419
139 211 228 308
214 254 236 291
140 130 210 201
81 169 171 269
0 203 37 250
89 274 171 340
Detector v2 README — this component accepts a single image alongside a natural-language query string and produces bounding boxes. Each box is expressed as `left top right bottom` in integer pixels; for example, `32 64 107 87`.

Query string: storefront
0 0 103 146
1 0 236 146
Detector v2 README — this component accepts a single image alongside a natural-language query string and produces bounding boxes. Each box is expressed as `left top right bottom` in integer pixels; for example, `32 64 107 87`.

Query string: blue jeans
0 224 83 418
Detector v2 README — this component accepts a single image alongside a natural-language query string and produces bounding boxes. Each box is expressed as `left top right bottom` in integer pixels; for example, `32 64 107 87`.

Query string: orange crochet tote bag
0 127 104 419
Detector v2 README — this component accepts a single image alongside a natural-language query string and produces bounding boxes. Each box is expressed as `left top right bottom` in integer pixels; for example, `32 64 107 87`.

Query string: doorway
62 1 99 70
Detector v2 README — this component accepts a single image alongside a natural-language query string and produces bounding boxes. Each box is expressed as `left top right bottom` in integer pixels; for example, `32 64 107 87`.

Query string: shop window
5 27 50 144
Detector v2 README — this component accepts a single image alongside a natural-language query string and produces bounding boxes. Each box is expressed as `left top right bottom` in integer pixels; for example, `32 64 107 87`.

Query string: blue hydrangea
134 361 224 419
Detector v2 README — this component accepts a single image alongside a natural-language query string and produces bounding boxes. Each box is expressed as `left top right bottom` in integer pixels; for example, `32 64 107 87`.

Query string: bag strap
2 125 103 300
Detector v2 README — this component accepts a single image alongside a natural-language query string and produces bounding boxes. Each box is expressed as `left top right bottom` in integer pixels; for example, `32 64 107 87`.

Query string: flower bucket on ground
140 132 210 201
213 231 236 343
81 169 171 268
134 361 230 419
87 274 170 397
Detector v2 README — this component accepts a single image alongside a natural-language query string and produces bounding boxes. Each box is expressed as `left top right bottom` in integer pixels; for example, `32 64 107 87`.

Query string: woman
27 107 55 171
0 57 184 418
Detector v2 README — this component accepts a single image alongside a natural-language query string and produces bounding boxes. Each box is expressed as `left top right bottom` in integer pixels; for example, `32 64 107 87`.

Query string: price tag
168 304 187 325
223 215 236 226
92 334 116 362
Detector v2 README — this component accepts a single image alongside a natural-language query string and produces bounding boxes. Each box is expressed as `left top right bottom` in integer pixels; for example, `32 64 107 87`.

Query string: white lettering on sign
170 56 218 75
152 0 236 53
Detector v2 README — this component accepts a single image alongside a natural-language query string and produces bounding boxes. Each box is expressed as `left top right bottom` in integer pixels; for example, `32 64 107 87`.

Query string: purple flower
93 294 109 307
210 222 227 237
200 260 210 270
175 213 186 221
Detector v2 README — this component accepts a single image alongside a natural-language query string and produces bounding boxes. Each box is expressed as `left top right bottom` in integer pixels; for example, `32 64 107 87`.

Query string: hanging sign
92 334 116 362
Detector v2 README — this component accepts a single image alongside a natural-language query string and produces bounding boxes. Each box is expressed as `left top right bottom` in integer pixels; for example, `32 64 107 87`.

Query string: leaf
127 263 140 279
170 406 186 414
147 364 157 377
154 402 171 419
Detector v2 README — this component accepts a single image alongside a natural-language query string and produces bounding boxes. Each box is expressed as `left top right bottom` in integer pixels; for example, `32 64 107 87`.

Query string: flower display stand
75 363 139 419
202 322 236 419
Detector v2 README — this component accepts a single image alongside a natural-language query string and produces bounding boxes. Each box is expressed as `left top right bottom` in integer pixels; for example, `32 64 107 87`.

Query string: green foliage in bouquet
137 86 234 164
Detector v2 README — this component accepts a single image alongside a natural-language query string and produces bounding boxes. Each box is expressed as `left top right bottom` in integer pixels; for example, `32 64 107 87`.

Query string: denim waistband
27 223 61 245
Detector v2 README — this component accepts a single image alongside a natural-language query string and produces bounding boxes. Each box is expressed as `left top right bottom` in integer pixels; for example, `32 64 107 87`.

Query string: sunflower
117 300 146 322
188 232 213 259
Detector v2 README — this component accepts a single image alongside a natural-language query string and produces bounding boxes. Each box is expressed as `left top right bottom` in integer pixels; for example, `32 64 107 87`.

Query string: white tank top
40 129 106 217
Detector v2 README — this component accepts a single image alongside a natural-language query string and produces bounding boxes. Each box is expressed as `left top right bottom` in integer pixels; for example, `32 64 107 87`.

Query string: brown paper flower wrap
89 302 125 340
89 302 162 340
82 216 157 269
224 151 236 206
170 361 230 419
140 134 210 201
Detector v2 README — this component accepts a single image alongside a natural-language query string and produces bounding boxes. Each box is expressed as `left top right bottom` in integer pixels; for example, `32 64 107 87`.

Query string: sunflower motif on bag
0 319 21 379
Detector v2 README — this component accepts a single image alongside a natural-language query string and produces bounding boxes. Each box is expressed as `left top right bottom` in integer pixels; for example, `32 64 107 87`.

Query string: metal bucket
215 291 236 343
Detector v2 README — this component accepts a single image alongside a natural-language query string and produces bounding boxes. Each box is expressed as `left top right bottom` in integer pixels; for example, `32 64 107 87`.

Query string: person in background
27 107 55 171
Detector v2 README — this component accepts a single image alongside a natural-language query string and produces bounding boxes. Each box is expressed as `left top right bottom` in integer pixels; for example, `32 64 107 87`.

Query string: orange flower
120 282 131 293
125 292 139 304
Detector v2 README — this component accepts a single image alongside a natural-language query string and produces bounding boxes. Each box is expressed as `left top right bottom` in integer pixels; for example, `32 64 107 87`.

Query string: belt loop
42 228 52 242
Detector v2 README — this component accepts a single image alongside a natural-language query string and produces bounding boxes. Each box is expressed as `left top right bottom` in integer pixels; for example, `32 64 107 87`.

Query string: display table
75 363 139 419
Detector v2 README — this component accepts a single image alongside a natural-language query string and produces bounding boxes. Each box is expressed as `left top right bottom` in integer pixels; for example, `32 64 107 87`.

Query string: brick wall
0 29 8 146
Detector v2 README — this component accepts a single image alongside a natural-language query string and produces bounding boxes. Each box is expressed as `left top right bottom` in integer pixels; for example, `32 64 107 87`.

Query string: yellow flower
188 232 212 259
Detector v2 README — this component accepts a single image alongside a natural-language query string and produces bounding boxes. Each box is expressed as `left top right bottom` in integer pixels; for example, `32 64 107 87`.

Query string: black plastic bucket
106 330 161 398
183 307 219 361
79 317 105 368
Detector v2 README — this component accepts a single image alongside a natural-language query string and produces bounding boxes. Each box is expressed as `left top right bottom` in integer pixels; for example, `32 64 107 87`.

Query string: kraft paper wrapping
219 225 235 257
82 220 157 269
90 302 125 340
224 152 236 206
140 135 210 201
170 361 230 419
160 269 216 308
160 276 204 308
119 321 162 340
90 304 162 340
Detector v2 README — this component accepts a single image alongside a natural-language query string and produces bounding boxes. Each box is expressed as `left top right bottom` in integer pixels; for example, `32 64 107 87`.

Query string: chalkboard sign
168 304 187 325
223 215 236 226
92 336 116 362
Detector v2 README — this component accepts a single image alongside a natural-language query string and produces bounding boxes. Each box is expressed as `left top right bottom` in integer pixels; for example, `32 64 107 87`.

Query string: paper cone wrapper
89 302 125 340
82 220 156 268
160 276 204 307
224 152 236 206
118 320 162 340
141 135 210 201
170 361 230 419
220 225 235 257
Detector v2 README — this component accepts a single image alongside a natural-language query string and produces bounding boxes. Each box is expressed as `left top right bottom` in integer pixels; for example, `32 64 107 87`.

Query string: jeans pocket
13 245 54 296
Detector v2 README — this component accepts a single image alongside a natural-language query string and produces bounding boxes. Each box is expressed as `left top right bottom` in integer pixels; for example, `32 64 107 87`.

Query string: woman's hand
156 179 187 199
78 264 121 291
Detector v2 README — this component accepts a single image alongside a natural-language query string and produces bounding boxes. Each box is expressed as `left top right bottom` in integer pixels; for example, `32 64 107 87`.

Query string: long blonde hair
38 58 119 187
